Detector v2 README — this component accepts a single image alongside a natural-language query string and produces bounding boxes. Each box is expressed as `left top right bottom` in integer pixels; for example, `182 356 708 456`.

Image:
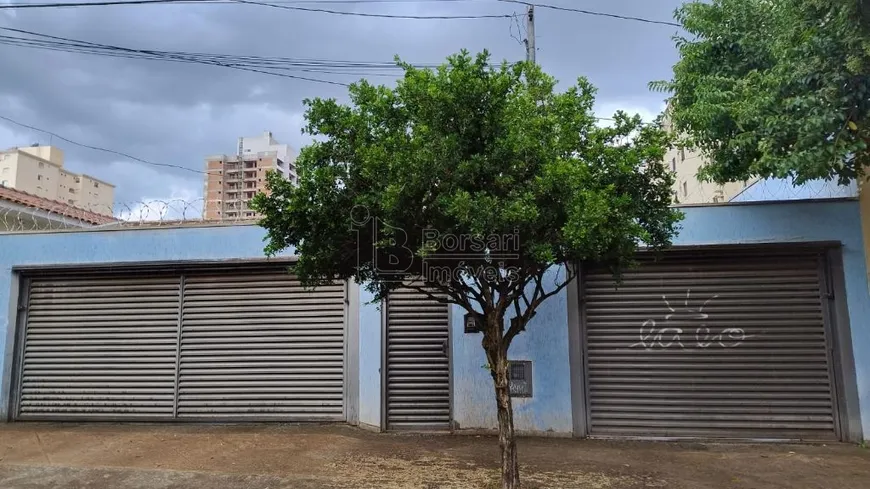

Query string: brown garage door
583 249 839 440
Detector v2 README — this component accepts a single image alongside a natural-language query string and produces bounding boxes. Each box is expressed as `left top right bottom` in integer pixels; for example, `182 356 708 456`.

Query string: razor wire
0 198 262 233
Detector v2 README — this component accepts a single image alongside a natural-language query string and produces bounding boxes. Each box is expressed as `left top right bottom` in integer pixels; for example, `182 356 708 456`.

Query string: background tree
652 0 870 185
252 51 681 489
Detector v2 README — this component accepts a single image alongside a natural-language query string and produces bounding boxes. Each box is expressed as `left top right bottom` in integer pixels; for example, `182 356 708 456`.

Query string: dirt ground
0 424 868 489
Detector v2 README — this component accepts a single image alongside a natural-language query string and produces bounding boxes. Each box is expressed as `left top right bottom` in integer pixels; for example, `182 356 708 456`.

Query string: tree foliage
252 51 681 488
653 0 870 185
255 52 680 300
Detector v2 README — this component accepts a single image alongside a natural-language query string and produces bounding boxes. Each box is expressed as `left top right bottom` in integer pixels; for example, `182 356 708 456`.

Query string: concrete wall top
730 178 857 202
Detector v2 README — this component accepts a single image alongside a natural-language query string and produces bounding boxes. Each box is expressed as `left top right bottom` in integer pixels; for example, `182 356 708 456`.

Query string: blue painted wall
449 199 870 438
673 200 869 438
1 200 867 439
0 225 377 423
451 267 574 435
358 286 382 429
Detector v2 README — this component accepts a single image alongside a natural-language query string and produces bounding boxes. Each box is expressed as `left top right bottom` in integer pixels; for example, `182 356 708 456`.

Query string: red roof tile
0 185 117 226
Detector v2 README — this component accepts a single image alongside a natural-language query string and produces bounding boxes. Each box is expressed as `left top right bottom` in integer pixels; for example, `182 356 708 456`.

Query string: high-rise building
203 132 297 220
0 145 115 216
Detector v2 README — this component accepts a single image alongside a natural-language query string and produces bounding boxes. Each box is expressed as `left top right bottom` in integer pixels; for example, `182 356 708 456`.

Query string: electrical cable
0 26 514 84
497 1 681 27
228 0 510 19
0 26 362 86
0 113 208 174
0 0 681 27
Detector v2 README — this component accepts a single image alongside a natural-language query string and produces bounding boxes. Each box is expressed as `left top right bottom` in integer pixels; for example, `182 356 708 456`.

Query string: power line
244 1 494 3
0 113 207 175
0 0 512 18
0 26 517 81
0 26 356 86
229 0 510 19
497 1 681 27
0 27 498 87
0 0 682 27
0 0 218 7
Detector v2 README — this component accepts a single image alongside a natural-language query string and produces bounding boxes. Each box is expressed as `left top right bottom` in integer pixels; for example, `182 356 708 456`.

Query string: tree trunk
484 315 520 489
493 349 519 489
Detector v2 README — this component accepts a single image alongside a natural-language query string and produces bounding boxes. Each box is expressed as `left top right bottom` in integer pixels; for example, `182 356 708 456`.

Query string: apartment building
665 145 754 204
662 116 755 204
203 132 297 220
0 145 115 216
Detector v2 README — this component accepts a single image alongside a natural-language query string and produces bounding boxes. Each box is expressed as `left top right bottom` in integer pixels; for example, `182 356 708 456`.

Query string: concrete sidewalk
0 424 868 488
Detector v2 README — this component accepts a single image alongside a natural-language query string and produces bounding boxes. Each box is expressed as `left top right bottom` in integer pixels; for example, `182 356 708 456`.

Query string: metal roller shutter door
17 275 181 420
178 272 346 420
386 287 450 430
583 250 838 440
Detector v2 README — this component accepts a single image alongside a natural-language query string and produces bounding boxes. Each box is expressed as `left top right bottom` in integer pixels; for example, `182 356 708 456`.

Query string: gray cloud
0 0 684 206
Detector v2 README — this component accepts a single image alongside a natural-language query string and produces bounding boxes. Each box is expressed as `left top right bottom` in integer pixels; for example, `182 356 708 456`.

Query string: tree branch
404 276 487 317
503 265 578 347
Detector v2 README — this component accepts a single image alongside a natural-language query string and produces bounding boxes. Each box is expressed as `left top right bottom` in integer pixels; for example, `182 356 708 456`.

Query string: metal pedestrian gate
13 266 347 421
582 249 840 440
385 286 451 431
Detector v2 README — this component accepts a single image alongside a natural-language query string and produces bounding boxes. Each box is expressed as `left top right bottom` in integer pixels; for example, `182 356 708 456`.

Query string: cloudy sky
0 0 685 211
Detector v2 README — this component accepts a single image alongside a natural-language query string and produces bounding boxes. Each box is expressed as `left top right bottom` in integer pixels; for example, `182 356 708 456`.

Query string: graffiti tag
630 291 751 350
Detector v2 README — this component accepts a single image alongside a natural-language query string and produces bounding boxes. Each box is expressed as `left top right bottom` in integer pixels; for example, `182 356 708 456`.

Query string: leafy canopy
253 51 680 311
653 0 870 185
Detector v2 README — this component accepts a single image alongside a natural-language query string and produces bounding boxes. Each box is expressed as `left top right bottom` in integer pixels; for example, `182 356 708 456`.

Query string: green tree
652 0 870 185
252 51 681 489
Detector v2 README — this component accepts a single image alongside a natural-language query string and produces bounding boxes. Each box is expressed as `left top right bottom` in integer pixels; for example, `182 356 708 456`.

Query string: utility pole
525 5 536 64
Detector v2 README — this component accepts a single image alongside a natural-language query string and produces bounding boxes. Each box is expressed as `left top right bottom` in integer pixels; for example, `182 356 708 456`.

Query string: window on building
680 149 685 161
68 199 75 205
682 181 688 197
94 182 99 188
37 175 43 181
38 162 44 168
0 180 7 187
671 158 676 172
68 188 75 193
74 176 81 183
